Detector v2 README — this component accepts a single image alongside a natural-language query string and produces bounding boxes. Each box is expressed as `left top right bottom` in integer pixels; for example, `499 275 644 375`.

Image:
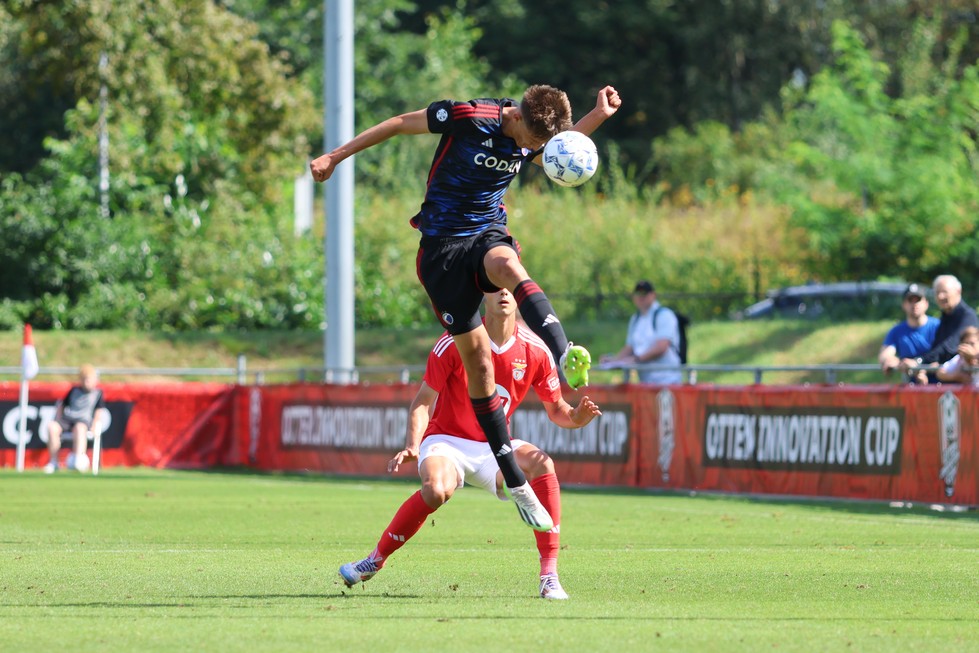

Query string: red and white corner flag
17 324 39 472
22 324 39 380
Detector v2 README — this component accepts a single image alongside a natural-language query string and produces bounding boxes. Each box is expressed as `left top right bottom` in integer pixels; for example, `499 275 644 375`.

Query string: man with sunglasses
879 283 939 384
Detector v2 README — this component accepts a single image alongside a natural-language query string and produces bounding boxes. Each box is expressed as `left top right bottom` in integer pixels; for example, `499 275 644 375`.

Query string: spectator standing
878 283 939 383
43 364 105 473
602 281 682 385
936 327 979 386
901 275 979 380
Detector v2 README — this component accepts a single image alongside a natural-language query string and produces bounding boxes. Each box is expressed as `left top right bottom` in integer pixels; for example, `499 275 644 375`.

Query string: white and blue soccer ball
542 131 599 187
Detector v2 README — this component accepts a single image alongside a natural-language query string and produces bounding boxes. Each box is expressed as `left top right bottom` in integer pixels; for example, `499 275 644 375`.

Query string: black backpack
652 306 690 364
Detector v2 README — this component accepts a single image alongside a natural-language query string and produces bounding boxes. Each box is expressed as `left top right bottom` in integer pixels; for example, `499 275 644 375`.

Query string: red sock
374 490 437 565
531 473 561 576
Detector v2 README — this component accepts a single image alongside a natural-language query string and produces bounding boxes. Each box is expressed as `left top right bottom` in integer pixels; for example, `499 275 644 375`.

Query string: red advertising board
3 381 975 507
640 385 976 505
0 382 235 469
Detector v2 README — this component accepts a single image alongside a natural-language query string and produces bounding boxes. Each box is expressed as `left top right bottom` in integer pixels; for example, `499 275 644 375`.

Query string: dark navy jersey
413 98 535 237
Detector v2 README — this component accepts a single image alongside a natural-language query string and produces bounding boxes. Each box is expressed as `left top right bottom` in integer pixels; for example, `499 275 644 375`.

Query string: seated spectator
878 283 939 384
936 327 979 386
43 364 105 473
600 280 682 385
900 274 979 381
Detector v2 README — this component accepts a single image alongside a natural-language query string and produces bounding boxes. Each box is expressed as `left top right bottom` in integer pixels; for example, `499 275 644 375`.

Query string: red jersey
423 323 562 442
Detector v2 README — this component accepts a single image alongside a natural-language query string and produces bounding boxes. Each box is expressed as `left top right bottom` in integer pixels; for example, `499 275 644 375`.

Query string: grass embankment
1 319 894 385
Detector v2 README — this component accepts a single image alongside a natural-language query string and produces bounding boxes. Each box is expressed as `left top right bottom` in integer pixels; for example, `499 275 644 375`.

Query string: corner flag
17 324 39 471
22 324 39 380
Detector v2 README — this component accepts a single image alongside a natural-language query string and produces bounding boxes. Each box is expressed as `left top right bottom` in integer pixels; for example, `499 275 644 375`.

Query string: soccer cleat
43 461 58 474
539 574 569 600
504 482 554 533
338 557 379 588
560 342 591 389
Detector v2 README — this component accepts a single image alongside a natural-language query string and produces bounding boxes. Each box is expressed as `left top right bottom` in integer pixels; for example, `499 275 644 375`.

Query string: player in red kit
338 288 602 599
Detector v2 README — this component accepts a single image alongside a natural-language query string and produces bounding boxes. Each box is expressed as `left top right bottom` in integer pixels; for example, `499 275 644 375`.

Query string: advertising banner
3 380 974 507
0 382 234 469
638 385 977 505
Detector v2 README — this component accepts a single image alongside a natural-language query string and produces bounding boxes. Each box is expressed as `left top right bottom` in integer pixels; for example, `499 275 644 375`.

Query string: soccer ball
67 452 91 472
541 131 599 187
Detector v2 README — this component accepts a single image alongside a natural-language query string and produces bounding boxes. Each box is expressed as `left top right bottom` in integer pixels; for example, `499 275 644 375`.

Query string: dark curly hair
520 84 572 142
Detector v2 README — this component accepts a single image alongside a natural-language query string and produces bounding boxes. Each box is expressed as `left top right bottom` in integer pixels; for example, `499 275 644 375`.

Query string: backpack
652 306 690 364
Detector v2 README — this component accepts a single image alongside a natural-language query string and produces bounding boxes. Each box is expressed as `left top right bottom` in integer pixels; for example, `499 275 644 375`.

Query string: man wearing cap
879 283 939 383
600 281 682 385
900 275 979 381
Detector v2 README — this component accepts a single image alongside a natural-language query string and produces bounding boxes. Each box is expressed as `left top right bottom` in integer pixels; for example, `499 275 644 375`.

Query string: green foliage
409 0 979 177
4 2 979 331
650 118 783 205
0 0 321 330
767 18 979 283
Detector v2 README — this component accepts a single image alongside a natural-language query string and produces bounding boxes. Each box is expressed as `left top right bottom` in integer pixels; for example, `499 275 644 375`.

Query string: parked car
732 281 916 320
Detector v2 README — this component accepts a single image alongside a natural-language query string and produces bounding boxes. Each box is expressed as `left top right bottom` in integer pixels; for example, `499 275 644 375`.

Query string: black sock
471 393 526 488
513 279 569 363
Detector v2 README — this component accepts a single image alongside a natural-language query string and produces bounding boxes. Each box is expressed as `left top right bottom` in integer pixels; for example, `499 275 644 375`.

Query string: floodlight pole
98 51 110 219
323 0 355 382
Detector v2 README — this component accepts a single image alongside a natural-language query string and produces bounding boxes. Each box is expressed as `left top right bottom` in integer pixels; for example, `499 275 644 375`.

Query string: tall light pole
323 0 355 381
98 51 110 219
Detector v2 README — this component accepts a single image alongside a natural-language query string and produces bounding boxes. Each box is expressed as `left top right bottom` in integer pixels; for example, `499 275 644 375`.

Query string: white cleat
338 558 379 588
539 574 569 600
43 462 58 474
504 482 554 532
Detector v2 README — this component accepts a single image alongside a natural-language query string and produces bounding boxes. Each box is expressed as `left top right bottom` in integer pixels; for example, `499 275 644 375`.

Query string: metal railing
623 363 887 385
0 359 900 386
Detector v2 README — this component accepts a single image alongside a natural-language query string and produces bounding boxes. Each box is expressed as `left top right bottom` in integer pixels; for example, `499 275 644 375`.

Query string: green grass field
2 469 976 652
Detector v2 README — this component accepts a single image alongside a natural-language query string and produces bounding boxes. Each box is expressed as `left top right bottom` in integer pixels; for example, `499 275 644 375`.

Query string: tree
0 0 322 329
768 18 979 284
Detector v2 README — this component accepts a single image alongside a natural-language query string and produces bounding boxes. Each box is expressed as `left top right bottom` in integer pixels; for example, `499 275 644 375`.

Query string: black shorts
416 224 518 335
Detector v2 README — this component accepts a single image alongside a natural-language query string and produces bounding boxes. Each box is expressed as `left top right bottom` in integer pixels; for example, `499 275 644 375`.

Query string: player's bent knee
517 446 554 479
421 481 454 507
483 253 526 288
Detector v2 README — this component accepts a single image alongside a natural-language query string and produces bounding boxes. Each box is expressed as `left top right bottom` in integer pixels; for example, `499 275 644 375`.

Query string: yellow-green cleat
560 342 591 389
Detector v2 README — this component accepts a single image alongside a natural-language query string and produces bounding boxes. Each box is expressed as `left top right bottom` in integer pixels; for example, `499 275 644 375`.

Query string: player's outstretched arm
542 395 602 429
570 86 622 137
311 109 429 183
388 381 438 473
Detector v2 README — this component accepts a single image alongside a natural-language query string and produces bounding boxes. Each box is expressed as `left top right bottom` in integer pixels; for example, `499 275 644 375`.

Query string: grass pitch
1 469 976 652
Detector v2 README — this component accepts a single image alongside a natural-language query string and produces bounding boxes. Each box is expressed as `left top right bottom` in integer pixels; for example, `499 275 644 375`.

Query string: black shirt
919 300 979 364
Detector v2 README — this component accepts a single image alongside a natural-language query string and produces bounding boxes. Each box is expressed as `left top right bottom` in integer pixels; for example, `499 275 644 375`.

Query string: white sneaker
504 482 554 532
539 574 569 600
43 462 58 474
67 452 90 472
339 557 380 588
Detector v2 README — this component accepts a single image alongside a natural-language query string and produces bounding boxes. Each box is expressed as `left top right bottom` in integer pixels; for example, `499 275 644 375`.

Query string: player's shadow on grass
194 592 426 600
33 593 423 608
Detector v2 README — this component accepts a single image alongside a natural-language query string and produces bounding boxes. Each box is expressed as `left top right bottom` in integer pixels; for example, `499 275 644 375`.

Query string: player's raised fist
310 154 335 183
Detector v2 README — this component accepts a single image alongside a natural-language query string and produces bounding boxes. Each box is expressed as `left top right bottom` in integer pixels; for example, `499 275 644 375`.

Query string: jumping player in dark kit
311 83 621 531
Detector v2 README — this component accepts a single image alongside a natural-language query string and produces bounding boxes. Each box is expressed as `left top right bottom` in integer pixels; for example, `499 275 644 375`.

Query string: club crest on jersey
512 361 527 381
441 311 454 326
436 108 448 122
